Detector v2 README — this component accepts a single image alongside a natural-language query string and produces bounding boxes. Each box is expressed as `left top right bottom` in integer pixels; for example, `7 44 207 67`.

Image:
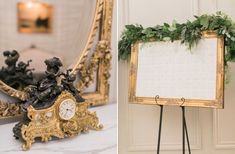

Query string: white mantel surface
0 104 117 154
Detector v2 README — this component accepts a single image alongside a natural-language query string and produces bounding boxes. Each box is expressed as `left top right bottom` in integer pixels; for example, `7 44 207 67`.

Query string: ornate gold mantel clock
20 91 103 150
12 57 103 151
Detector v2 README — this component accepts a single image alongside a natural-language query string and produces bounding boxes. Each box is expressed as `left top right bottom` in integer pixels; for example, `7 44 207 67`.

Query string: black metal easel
155 96 191 154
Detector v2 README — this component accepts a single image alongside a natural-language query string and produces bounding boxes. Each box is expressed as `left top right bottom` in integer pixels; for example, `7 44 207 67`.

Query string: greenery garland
118 12 235 68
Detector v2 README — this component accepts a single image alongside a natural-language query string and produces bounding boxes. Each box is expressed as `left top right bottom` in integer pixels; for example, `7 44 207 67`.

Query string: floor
0 103 117 154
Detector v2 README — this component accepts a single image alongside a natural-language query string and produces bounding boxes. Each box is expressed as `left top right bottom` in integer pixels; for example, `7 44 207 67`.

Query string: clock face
59 99 76 120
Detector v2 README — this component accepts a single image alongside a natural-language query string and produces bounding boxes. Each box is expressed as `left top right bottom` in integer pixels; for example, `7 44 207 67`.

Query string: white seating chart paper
136 38 217 100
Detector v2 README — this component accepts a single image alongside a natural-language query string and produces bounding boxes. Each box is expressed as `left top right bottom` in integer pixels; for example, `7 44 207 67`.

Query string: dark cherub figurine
37 57 63 100
22 57 63 111
21 57 84 111
0 50 35 90
61 69 85 102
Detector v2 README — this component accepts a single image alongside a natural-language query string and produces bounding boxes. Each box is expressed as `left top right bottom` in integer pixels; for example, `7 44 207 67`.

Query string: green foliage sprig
118 12 235 67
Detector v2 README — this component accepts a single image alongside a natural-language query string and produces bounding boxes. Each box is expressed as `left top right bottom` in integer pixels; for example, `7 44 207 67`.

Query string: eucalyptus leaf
118 12 235 84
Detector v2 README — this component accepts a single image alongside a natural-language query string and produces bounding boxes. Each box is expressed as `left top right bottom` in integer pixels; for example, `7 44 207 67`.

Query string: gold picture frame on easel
129 32 224 108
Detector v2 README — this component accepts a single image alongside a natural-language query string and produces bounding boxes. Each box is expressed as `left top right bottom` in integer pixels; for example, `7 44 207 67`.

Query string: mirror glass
0 0 97 90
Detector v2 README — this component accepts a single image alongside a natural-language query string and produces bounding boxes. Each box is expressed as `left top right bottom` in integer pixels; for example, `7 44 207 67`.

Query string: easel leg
182 106 185 154
181 106 191 154
157 105 163 154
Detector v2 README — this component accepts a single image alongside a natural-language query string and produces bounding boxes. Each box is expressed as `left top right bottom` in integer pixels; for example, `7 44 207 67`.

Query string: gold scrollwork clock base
20 91 103 151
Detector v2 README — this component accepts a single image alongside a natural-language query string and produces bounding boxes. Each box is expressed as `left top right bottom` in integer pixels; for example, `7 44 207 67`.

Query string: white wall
118 0 235 154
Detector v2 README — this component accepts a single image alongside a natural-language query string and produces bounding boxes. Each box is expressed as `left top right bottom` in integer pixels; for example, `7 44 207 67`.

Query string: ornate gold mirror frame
0 0 113 119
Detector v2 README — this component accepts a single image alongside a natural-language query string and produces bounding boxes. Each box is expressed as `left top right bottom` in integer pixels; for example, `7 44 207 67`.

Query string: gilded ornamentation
76 40 112 91
76 40 109 91
20 91 102 150
0 80 27 101
71 0 104 75
0 101 21 118
130 63 136 76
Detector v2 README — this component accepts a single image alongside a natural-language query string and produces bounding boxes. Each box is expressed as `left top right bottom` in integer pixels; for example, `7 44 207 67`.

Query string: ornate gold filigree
76 40 111 91
21 91 103 150
71 0 105 74
0 101 21 118
0 81 27 101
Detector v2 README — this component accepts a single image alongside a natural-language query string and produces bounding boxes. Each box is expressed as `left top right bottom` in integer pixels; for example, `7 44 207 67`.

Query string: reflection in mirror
80 24 101 93
0 0 97 90
0 50 35 90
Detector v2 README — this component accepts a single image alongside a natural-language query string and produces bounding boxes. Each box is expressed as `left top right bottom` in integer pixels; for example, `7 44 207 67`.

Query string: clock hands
66 108 73 112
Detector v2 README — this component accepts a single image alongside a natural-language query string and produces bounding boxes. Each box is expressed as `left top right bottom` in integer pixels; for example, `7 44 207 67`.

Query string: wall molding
119 0 130 31
212 0 235 144
191 0 199 16
128 107 201 151
214 0 218 12
213 110 235 149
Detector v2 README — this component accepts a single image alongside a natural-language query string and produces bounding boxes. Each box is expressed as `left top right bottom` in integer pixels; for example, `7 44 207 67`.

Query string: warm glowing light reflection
26 1 33 8
18 1 52 33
